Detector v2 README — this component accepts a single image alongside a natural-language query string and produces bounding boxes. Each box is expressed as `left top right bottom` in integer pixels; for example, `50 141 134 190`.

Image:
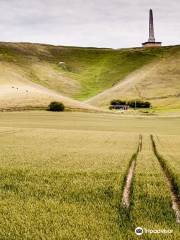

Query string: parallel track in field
121 135 142 208
151 135 180 224
121 134 180 224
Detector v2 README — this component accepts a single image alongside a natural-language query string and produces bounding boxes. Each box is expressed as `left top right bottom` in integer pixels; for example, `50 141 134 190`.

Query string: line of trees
110 99 151 108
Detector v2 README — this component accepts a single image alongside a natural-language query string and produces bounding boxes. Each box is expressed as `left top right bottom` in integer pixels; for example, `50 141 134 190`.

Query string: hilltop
0 42 180 111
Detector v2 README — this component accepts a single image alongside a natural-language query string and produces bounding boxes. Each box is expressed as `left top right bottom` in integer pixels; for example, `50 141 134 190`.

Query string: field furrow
151 135 180 223
129 135 180 239
154 135 180 195
122 135 142 208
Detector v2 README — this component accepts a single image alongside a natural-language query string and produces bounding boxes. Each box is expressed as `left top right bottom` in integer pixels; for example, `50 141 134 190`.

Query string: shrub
110 99 126 105
110 99 151 109
128 100 151 108
48 101 65 112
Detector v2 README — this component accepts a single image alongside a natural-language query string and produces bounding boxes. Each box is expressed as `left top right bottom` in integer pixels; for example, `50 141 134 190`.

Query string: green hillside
86 45 180 111
0 42 180 110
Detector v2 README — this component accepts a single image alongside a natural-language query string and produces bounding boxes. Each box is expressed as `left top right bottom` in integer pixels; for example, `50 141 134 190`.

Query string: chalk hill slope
0 42 180 110
86 47 180 110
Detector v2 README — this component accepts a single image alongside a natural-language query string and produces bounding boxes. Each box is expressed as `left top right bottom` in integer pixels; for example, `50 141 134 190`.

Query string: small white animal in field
58 61 67 70
59 61 65 65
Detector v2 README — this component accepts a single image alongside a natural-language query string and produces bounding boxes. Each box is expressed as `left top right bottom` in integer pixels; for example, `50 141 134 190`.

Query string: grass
0 112 139 239
0 42 180 111
153 135 180 198
1 42 180 105
68 48 164 100
0 112 180 239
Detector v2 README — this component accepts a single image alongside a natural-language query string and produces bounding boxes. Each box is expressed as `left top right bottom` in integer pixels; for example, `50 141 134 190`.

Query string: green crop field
0 111 179 239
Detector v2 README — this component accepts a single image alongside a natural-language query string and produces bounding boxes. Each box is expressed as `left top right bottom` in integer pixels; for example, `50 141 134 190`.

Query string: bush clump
48 101 65 112
128 100 151 108
110 99 126 105
110 99 151 109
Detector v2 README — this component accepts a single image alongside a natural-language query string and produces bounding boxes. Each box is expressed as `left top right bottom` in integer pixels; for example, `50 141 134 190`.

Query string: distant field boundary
0 106 102 113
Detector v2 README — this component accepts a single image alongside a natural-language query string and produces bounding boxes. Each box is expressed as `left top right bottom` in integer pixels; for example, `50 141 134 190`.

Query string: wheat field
0 112 179 239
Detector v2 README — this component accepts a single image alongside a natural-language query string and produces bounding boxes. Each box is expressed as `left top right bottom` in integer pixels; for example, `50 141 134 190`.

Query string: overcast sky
0 0 179 48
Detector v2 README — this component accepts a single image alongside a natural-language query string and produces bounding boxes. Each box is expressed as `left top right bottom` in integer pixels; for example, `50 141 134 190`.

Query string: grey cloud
0 0 179 48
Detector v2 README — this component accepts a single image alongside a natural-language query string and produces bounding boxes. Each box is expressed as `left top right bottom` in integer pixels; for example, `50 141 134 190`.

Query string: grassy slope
0 42 180 110
0 43 100 111
86 45 180 109
0 43 173 97
65 47 164 99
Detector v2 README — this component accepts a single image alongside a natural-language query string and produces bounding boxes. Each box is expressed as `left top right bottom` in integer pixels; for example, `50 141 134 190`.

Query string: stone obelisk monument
148 9 155 42
142 9 162 47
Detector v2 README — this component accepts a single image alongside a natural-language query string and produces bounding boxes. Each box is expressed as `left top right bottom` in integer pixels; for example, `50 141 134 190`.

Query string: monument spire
142 9 162 47
148 9 155 42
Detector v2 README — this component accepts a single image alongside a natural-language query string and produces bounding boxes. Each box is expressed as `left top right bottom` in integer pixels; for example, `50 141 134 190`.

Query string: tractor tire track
0 130 18 136
122 135 142 208
151 135 180 223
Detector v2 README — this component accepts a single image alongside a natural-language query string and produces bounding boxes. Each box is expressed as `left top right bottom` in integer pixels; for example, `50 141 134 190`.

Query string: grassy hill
0 42 180 111
86 45 180 111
